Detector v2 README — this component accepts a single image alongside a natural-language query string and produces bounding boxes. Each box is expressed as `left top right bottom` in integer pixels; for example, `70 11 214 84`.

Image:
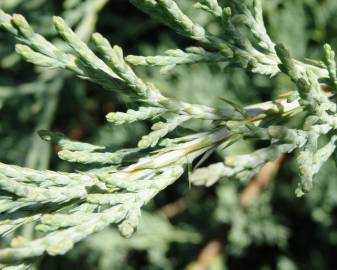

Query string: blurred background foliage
1 0 337 269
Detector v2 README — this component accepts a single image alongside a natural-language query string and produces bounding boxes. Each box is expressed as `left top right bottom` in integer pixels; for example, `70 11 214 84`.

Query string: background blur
1 0 337 269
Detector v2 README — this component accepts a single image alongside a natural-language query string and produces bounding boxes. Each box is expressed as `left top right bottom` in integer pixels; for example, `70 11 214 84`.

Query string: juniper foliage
1 0 337 269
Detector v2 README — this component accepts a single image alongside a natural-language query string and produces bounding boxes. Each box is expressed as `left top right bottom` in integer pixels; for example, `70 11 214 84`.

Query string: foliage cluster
1 0 337 269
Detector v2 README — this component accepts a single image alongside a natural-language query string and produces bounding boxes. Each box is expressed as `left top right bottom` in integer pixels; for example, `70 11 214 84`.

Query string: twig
240 156 285 207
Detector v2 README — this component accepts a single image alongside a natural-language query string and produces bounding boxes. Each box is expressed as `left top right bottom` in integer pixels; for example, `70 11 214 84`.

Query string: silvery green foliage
215 181 289 254
66 212 199 270
0 0 337 268
0 0 110 172
191 143 297 186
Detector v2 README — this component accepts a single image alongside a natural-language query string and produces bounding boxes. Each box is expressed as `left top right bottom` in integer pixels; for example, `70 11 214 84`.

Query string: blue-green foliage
1 0 337 269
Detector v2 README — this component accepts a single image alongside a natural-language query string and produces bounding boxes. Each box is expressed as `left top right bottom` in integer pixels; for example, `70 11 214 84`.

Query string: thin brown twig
160 197 188 219
187 240 222 270
240 156 285 207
